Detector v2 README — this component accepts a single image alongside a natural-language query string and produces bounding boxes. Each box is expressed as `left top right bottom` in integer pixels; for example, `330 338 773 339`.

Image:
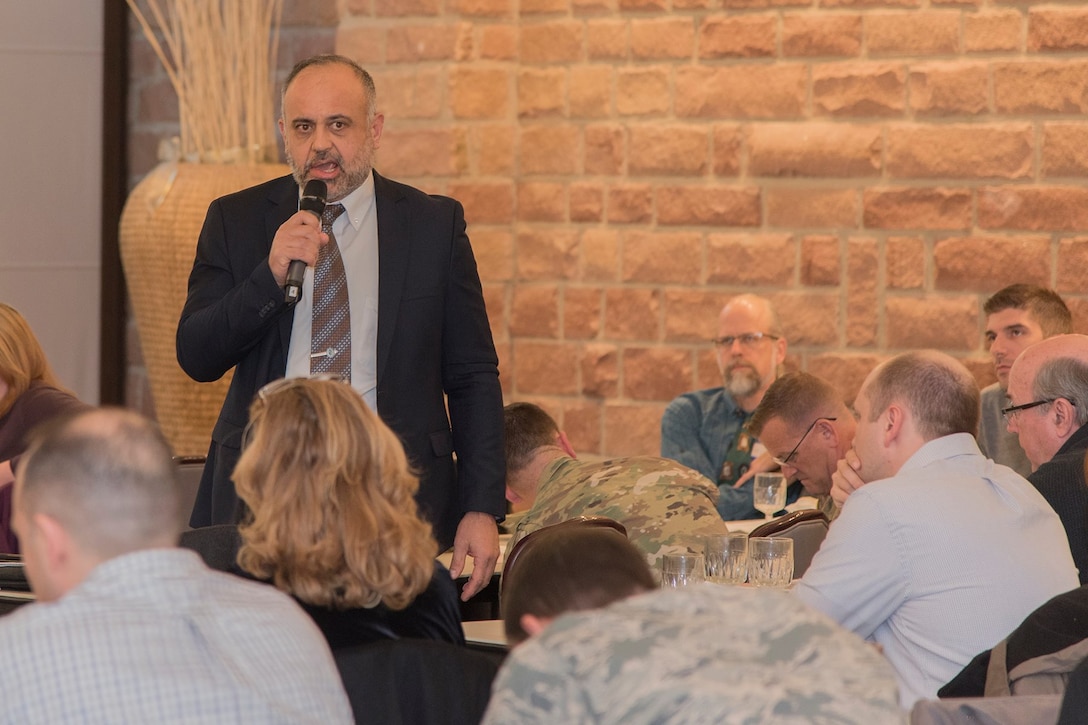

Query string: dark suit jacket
176 172 505 548
1028 423 1088 586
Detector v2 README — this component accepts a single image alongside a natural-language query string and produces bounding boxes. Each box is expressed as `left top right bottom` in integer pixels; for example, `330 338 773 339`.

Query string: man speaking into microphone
176 55 505 600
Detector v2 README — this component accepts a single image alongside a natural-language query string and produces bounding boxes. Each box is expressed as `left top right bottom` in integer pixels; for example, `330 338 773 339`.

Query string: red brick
1057 238 1088 296
519 125 581 174
863 187 972 230
522 0 569 12
656 185 762 226
675 0 711 7
520 21 584 64
1029 7 1088 52
807 353 886 404
135 78 179 124
619 0 667 9
387 24 468 62
706 234 796 285
979 186 1088 231
721 0 811 7
510 285 560 337
570 66 613 118
847 238 879 346
965 10 1022 53
675 65 807 119
1068 298 1088 337
602 403 666 458
585 124 625 175
813 62 906 116
582 229 621 282
565 287 602 339
479 25 518 60
628 125 709 176
513 341 581 394
449 67 511 119
448 181 515 224
616 68 671 116
885 296 977 350
1042 123 1088 177
631 18 695 60
698 16 776 59
782 14 862 57
586 19 628 60
515 230 578 280
934 236 1050 291
623 231 704 284
570 182 604 222
909 62 989 116
866 12 960 56
802 235 842 286
886 124 1032 179
582 344 619 397
623 347 693 401
608 185 654 223
767 187 859 228
748 123 882 177
518 181 567 221
605 288 662 340
714 125 743 176
771 292 840 346
574 0 616 11
559 400 602 453
450 0 514 16
372 0 441 15
473 124 516 175
994 61 1088 114
370 69 443 120
471 230 514 283
518 68 565 118
663 290 728 342
378 129 467 177
695 348 723 389
886 236 924 290
820 0 919 7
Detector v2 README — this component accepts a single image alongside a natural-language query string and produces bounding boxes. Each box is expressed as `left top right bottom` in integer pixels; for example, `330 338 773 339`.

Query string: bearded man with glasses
660 294 791 520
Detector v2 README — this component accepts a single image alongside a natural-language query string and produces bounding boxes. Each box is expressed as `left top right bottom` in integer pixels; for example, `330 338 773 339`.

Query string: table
462 618 508 654
437 534 511 622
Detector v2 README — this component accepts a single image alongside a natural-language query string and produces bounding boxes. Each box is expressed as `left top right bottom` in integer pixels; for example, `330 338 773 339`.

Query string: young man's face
985 308 1046 389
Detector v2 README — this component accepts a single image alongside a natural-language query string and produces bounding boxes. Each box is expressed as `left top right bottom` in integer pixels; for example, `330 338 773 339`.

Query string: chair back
334 639 500 725
173 455 205 531
178 524 242 572
500 516 627 602
748 509 829 579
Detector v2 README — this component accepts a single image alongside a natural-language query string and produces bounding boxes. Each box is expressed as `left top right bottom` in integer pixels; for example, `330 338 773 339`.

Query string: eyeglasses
1001 398 1074 423
771 417 837 467
256 373 347 402
711 332 780 349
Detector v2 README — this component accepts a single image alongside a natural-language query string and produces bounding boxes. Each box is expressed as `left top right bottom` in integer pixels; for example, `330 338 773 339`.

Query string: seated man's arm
660 397 716 481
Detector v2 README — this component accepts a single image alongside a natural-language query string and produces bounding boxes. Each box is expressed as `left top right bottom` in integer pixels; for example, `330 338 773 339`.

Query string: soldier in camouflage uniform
482 584 904 725
504 403 729 577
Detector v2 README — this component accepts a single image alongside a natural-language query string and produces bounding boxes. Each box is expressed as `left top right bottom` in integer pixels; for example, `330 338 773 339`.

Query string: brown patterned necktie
310 203 350 377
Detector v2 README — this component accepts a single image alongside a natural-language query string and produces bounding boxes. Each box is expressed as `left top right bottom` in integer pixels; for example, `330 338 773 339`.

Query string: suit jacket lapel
267 176 300 360
375 171 409 387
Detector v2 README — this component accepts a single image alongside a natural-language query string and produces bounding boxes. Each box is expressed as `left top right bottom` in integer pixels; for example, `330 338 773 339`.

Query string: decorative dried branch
126 0 283 163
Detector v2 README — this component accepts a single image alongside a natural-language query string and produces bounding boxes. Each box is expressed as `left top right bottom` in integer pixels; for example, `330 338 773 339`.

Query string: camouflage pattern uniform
482 585 904 725
506 456 730 576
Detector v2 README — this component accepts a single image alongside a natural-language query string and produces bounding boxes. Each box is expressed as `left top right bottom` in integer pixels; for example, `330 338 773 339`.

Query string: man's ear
1051 398 1078 439
32 512 71 573
520 613 553 639
882 404 904 447
505 485 523 505
556 431 577 459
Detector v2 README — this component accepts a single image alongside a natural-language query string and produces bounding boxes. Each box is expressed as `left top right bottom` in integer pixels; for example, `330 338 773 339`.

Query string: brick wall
127 0 1088 458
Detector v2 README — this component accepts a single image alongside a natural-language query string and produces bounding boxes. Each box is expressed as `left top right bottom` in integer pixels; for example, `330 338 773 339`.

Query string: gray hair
1032 357 1088 428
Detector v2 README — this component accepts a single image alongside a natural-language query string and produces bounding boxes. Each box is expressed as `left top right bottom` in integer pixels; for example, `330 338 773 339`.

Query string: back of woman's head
0 304 59 417
501 526 655 645
234 378 437 610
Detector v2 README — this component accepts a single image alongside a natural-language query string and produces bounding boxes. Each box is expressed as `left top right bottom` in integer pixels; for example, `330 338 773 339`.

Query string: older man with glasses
746 372 856 521
660 294 792 520
1005 334 1088 584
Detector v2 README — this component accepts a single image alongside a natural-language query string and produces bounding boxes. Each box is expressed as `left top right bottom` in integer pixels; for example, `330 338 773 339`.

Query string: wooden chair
748 509 829 579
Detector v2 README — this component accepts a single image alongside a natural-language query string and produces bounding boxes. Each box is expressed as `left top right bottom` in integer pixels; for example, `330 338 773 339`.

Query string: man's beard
287 149 372 202
724 364 762 399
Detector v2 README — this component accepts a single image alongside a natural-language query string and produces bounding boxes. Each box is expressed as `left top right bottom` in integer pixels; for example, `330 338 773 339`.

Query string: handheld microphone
284 179 328 304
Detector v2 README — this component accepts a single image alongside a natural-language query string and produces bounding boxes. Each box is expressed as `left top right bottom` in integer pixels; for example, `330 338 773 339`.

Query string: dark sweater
1028 424 1088 586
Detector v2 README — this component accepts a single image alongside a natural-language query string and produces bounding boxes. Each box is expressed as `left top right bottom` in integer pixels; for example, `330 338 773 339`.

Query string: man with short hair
795 351 1078 708
660 294 793 519
980 284 1072 477
505 402 729 574
747 371 855 520
1 408 352 723
1005 334 1088 583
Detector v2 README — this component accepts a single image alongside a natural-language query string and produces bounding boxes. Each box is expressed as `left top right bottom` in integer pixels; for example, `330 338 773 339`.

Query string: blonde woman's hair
234 379 437 610
0 304 63 418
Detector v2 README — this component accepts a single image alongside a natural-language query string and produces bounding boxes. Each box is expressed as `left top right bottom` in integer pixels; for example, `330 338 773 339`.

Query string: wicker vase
120 160 288 456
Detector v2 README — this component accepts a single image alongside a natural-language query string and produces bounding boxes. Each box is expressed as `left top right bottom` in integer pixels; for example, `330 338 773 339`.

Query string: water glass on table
748 537 794 588
660 553 705 589
704 532 749 584
753 472 788 520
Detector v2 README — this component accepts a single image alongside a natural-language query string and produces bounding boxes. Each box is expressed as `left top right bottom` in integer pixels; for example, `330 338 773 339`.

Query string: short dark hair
501 527 655 645
865 351 979 440
281 54 377 123
984 284 1072 338
504 402 560 474
749 372 845 437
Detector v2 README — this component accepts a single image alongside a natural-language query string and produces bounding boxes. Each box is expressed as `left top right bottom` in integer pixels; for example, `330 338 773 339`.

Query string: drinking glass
660 553 706 589
704 532 749 584
753 472 788 520
748 537 794 588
